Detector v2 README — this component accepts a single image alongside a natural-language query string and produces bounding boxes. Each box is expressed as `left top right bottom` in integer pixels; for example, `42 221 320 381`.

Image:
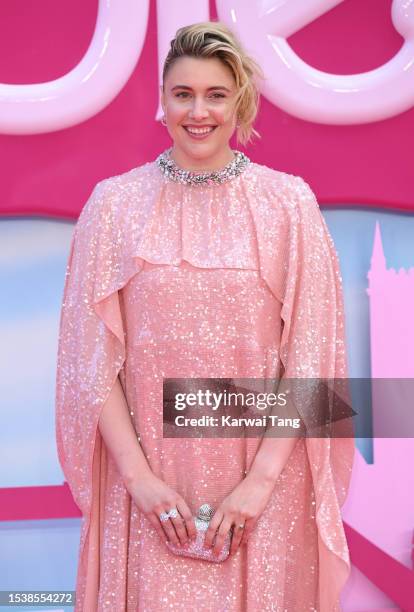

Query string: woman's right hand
127 471 197 547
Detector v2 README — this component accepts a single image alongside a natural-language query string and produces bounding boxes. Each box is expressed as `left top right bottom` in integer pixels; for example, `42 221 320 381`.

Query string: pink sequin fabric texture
55 151 354 611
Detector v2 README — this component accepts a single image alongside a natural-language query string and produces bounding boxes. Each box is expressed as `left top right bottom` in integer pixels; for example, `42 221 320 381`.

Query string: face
160 56 239 171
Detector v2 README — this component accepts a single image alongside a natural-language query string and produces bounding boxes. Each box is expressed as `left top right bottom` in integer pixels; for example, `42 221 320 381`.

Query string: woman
55 21 354 611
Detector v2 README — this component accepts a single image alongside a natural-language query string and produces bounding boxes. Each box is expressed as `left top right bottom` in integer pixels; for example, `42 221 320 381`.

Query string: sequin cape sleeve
55 179 127 516
282 178 354 612
252 171 355 611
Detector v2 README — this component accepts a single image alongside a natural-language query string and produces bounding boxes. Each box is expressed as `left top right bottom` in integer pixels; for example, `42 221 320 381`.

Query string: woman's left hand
203 472 277 557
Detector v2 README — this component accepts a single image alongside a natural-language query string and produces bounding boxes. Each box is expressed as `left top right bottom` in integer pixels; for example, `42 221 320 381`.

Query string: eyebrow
171 85 231 93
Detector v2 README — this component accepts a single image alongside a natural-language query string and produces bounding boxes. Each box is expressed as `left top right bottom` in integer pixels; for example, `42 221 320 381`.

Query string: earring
161 115 167 126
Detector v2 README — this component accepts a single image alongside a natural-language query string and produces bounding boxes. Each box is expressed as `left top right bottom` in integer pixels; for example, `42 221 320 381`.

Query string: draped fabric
55 156 354 611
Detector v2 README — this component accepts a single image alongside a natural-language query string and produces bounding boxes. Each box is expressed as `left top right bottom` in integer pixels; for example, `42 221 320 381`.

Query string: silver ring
159 507 178 522
238 524 245 529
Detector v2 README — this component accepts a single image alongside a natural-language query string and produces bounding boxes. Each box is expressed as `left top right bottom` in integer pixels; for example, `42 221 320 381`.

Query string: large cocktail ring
159 508 179 522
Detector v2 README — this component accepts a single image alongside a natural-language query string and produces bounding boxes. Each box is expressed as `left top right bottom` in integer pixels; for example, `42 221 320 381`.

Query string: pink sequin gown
55 151 354 611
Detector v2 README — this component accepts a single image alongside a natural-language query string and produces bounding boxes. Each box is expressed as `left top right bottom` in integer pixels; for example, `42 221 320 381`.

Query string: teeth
185 127 215 134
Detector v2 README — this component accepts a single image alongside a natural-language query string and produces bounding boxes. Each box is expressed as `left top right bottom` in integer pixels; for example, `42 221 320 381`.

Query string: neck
169 146 235 172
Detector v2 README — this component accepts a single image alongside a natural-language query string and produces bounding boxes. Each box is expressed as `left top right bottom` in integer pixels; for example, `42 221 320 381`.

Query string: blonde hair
162 21 265 147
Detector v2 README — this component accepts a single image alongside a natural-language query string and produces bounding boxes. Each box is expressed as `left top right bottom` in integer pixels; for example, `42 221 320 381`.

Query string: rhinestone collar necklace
156 147 250 186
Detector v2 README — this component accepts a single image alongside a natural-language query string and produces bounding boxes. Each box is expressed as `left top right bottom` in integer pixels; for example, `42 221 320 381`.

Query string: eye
175 92 226 99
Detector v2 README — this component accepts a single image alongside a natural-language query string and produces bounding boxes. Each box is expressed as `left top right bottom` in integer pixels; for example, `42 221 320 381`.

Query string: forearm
247 435 301 485
98 375 153 491
247 381 305 485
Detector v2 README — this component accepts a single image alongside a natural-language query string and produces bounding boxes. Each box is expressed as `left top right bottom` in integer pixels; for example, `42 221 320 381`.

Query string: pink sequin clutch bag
166 503 231 563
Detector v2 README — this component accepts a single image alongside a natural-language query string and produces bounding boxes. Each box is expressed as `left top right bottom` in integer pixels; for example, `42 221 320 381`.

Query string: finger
212 518 233 556
157 510 181 546
176 499 197 541
240 520 256 546
169 505 190 546
146 514 168 545
203 512 224 548
229 524 244 555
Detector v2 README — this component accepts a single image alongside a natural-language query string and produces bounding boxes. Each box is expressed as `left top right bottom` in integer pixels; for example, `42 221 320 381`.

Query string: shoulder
245 161 319 215
93 160 155 199
77 161 156 226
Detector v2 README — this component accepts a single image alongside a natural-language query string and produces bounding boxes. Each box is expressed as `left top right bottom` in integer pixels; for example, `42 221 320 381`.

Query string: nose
188 96 209 120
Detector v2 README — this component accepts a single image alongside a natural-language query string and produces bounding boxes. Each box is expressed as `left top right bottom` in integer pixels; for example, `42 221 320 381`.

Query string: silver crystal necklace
156 147 250 186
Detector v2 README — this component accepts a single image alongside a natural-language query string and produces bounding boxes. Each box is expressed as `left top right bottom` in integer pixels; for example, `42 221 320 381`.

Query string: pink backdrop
0 0 413 219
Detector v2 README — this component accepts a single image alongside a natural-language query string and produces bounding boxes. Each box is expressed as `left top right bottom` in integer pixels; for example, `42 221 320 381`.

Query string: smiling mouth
183 126 217 135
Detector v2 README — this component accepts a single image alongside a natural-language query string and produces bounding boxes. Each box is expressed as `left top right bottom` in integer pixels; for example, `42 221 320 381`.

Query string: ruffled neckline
155 147 251 186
